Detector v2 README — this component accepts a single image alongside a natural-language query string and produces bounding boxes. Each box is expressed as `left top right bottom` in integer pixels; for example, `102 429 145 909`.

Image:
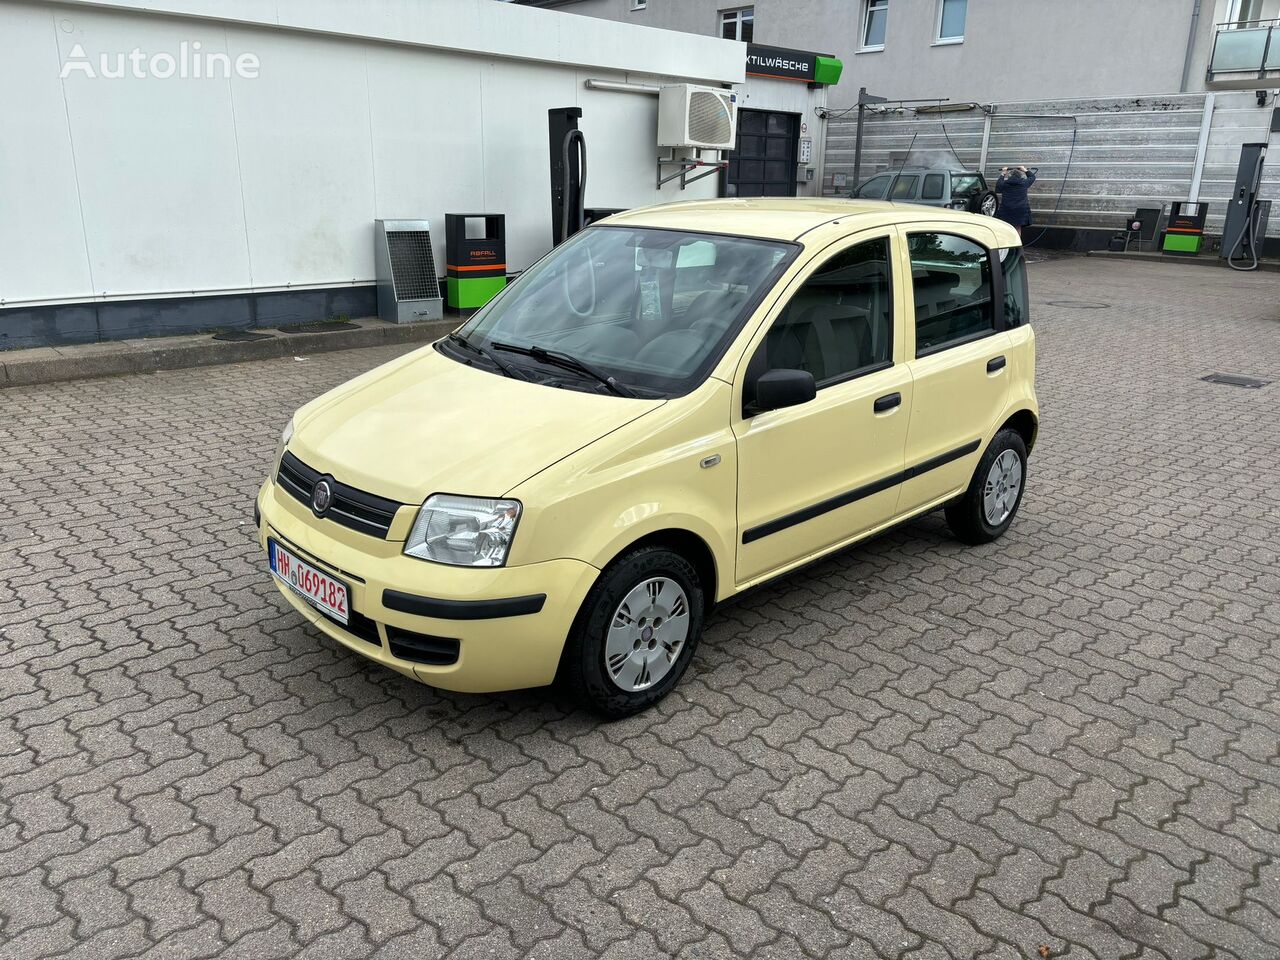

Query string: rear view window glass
951 174 983 198
922 174 944 200
890 175 919 200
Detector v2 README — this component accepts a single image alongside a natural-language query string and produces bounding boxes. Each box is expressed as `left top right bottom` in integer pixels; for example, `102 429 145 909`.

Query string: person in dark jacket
995 165 1036 237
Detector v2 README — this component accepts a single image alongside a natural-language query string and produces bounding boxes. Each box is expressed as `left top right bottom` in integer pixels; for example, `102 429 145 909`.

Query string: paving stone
2 257 1280 957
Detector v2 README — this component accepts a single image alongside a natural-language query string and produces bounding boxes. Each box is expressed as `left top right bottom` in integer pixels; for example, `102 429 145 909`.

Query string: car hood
288 345 663 505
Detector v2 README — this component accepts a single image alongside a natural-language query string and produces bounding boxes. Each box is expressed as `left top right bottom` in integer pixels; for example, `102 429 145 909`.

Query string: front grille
277 452 402 539
386 626 460 666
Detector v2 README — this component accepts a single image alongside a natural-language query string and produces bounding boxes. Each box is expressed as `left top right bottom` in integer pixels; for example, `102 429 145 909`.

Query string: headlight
404 495 521 567
274 417 294 470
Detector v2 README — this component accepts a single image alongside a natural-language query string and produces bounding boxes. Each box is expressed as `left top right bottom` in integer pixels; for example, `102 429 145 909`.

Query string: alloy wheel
604 577 690 691
983 449 1022 526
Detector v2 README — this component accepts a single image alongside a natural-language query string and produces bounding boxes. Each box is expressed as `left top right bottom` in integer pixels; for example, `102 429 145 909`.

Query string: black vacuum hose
561 129 587 243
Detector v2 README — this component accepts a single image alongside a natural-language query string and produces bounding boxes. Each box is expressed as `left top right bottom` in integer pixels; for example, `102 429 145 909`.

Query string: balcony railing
1208 19 1280 78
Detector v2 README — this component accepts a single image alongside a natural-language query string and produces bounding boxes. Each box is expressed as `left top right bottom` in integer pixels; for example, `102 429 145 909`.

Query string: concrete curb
1086 250 1280 273
0 316 458 389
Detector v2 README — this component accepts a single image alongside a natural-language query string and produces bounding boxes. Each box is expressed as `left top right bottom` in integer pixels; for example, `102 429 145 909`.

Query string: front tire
561 546 705 719
945 429 1027 545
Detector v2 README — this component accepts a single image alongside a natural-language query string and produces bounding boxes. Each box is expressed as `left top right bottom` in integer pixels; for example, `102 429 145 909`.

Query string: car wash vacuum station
1222 141 1271 271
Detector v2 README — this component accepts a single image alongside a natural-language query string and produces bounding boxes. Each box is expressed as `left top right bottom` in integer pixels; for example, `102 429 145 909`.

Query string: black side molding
383 589 546 620
742 438 982 544
987 356 1007 373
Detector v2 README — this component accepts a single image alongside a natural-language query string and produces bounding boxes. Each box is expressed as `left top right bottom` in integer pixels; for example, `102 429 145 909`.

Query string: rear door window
908 232 996 354
890 175 919 200
922 173 945 200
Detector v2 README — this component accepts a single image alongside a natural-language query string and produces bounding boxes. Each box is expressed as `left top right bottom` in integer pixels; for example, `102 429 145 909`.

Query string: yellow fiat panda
257 198 1037 717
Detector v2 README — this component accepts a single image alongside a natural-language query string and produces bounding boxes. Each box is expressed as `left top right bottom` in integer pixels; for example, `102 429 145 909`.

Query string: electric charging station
1221 142 1270 271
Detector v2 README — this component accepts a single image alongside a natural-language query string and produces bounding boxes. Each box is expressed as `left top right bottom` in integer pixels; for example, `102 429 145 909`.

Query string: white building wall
0 0 745 308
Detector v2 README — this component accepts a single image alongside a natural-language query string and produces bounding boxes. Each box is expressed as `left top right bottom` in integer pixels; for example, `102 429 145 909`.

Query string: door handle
873 392 902 413
987 356 1007 374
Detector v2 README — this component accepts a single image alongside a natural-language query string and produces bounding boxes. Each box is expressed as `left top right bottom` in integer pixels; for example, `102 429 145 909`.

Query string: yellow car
257 198 1037 717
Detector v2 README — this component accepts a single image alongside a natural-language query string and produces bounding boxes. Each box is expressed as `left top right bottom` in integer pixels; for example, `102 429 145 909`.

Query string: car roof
602 197 1017 245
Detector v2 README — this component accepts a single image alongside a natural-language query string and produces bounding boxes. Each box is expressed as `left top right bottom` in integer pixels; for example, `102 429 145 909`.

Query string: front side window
856 174 892 199
454 226 794 397
757 236 894 386
862 0 889 49
908 232 995 355
937 0 966 41
922 173 945 200
720 6 754 41
890 174 919 200
1000 247 1029 328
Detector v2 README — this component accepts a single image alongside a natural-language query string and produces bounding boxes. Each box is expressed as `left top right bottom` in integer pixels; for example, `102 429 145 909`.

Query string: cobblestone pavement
3 257 1279 960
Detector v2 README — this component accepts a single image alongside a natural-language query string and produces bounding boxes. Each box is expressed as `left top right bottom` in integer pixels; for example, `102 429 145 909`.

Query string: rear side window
1000 247 1029 327
856 175 891 199
922 173 945 200
890 175 919 200
759 236 894 386
908 232 996 355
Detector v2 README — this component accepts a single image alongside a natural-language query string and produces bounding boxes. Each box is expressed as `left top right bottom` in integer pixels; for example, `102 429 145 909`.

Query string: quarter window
758 237 894 386
889 174 918 200
1000 247 1029 328
937 0 966 42
720 6 754 41
921 173 945 200
908 232 995 355
862 0 888 49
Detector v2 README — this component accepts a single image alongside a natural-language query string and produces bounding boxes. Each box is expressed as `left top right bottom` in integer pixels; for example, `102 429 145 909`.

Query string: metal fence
822 90 1279 239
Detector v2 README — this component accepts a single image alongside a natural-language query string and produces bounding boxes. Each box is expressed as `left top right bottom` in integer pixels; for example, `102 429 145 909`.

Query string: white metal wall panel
0 3 95 304
54 8 253 299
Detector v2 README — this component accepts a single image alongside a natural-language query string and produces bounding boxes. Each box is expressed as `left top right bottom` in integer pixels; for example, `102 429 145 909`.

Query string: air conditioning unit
374 219 444 324
657 84 738 150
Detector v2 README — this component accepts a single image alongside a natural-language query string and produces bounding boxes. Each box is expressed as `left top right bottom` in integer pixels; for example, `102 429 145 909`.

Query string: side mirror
753 368 816 413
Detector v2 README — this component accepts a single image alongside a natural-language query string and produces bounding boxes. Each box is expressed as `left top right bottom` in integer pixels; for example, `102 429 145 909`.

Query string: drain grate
1201 373 1271 388
1046 300 1111 309
276 320 360 334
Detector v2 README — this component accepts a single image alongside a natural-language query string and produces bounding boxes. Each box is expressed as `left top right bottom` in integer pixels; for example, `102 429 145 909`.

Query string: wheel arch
999 408 1039 454
602 528 720 609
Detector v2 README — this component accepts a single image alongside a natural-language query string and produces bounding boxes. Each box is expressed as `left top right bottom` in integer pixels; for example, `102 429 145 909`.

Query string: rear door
897 225 1012 515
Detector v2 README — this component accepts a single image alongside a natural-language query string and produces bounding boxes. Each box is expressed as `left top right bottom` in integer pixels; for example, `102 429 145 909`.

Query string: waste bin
445 214 506 312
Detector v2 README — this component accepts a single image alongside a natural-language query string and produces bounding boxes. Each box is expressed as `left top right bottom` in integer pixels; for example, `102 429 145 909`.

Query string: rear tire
945 429 1027 545
560 546 704 719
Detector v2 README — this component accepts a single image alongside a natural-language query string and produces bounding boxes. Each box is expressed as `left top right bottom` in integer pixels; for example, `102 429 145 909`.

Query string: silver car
852 166 999 217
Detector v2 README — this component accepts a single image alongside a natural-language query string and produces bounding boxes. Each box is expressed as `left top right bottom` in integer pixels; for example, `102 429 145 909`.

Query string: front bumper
256 478 599 693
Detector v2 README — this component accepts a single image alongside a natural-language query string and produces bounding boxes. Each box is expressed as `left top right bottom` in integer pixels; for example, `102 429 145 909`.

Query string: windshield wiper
446 333 530 381
491 342 636 397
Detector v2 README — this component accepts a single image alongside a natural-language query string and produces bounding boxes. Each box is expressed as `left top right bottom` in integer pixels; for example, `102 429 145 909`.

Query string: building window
720 7 754 42
861 0 888 51
936 0 965 43
630 0 646 10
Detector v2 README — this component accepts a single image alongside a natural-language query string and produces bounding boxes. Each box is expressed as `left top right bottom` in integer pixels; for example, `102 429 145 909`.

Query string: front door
898 226 1012 514
728 109 799 198
734 230 912 585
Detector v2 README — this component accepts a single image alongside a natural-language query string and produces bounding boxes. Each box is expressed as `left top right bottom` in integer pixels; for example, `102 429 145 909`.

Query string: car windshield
951 173 983 197
450 226 796 397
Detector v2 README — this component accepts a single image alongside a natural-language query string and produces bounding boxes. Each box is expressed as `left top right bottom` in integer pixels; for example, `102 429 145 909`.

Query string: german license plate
269 539 349 625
